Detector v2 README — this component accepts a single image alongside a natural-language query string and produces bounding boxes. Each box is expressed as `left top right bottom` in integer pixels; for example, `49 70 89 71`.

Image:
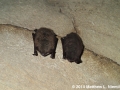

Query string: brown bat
32 27 58 59
61 32 84 64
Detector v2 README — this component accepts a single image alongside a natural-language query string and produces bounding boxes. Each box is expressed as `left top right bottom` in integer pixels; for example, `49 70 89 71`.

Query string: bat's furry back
61 32 84 64
32 27 58 59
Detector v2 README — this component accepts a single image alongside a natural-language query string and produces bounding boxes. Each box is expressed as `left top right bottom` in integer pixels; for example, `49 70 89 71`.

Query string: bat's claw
33 53 38 56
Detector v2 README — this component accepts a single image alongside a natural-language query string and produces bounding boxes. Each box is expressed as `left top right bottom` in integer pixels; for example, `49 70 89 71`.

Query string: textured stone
46 0 120 64
0 24 120 90
0 0 120 89
0 0 120 64
0 0 73 37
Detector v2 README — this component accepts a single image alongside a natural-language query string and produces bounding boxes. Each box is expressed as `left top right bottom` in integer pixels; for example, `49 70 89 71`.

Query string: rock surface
0 24 120 90
0 0 120 64
0 0 120 89
46 0 120 65
0 0 73 37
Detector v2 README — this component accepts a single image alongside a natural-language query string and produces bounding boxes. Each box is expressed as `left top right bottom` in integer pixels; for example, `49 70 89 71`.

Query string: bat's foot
75 59 82 64
51 52 55 59
32 52 38 56
51 55 55 59
51 56 55 59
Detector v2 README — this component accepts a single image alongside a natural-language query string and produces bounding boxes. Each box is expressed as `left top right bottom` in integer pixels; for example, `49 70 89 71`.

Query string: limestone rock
0 24 120 90
0 0 119 64
46 0 120 64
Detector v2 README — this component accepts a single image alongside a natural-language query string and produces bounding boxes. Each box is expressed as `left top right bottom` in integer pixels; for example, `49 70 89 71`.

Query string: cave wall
0 0 120 64
0 24 120 90
46 0 120 64
0 0 120 90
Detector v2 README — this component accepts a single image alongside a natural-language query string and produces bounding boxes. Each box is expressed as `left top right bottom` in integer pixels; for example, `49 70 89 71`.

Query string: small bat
32 27 58 59
61 32 84 64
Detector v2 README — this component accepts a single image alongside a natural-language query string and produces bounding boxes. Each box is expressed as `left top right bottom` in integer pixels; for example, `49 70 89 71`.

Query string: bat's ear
34 29 37 32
